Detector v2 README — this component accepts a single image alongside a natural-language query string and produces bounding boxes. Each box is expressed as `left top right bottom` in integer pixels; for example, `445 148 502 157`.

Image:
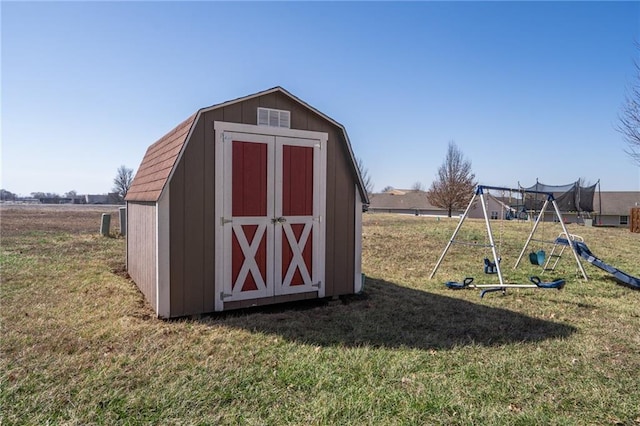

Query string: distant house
368 190 462 216
59 196 84 204
518 191 639 227
84 194 109 204
592 191 640 227
467 192 517 220
368 188 639 228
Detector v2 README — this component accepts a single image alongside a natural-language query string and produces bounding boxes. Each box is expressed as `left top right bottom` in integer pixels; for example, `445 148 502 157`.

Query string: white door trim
221 132 275 303
274 136 324 296
214 121 328 141
214 122 327 307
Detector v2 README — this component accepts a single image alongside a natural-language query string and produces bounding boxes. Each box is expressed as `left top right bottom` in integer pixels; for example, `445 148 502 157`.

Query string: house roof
368 190 443 211
594 191 640 215
126 87 368 204
367 189 640 217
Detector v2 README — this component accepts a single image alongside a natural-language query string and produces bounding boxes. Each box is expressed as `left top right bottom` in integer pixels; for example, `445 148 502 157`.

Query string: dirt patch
111 263 131 279
1 205 122 237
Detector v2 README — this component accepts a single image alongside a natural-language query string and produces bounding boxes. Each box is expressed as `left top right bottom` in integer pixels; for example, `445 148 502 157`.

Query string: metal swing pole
479 188 505 286
551 199 589 280
429 189 479 279
514 196 550 269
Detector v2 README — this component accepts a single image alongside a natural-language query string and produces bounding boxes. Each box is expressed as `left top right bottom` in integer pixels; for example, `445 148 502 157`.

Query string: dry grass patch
1 208 639 425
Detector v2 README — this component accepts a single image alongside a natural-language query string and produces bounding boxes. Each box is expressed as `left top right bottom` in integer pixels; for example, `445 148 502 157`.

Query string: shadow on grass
202 277 577 350
605 275 640 291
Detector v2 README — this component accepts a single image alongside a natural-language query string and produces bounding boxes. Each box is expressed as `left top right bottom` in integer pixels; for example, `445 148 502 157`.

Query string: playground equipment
571 241 640 288
430 184 583 297
538 233 584 274
520 179 600 224
529 250 546 266
512 189 588 280
445 276 566 298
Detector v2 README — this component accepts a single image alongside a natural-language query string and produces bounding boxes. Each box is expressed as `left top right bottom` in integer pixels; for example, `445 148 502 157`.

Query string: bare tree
113 165 134 201
381 186 394 193
31 192 60 200
427 141 476 217
411 181 425 192
356 157 374 197
617 45 640 166
0 189 16 201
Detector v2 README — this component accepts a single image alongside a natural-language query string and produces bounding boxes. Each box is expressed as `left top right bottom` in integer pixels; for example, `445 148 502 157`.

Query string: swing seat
483 258 501 274
529 250 546 265
529 276 566 290
445 277 474 289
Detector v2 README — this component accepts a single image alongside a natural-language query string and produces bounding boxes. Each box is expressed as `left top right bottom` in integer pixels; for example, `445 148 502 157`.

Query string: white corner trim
317 136 327 298
354 184 363 293
156 188 171 318
125 202 129 270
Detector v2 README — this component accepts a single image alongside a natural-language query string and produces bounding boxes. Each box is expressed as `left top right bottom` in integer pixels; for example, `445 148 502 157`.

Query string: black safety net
520 180 597 212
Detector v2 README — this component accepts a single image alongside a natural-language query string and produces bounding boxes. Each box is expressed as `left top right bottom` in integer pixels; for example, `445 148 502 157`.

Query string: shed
125 87 369 318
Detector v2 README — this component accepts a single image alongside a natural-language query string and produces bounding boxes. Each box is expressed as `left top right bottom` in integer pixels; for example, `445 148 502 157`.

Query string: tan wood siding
328 134 356 295
183 117 206 314
169 115 218 317
127 202 157 311
167 91 357 316
203 110 216 309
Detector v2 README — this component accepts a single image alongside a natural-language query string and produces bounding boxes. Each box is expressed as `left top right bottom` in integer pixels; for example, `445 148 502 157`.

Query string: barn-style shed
125 87 369 318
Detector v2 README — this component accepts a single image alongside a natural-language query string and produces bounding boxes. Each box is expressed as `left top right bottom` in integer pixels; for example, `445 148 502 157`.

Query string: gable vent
257 107 290 129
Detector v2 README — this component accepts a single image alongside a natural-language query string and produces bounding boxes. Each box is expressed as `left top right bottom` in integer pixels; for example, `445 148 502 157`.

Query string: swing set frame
429 185 588 288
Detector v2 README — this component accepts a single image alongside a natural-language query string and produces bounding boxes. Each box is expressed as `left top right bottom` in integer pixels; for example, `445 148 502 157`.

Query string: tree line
1 165 134 204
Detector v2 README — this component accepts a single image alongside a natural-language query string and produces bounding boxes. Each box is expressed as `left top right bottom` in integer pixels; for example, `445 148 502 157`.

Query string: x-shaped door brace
281 222 312 287
232 223 267 292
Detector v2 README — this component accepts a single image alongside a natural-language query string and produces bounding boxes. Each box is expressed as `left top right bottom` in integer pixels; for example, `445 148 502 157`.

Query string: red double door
221 131 324 302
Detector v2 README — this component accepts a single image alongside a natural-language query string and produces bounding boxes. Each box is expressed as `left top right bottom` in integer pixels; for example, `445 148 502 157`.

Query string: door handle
272 217 287 224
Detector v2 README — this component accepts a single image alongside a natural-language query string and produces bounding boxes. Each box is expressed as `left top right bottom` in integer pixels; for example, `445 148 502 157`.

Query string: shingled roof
594 191 640 215
125 114 196 202
126 87 368 204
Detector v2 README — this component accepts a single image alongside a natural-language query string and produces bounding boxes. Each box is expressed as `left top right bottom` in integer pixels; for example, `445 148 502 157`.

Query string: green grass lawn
1 209 639 425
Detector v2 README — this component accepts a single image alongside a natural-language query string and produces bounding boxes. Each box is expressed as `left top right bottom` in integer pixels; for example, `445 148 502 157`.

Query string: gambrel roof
126 114 196 202
126 87 369 204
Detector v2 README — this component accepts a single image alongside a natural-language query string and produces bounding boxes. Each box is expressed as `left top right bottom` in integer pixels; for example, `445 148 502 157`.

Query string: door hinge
220 217 232 226
220 291 232 300
312 281 322 288
314 216 322 223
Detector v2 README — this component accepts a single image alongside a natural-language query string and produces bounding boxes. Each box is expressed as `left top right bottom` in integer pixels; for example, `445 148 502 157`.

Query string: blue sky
2 1 639 196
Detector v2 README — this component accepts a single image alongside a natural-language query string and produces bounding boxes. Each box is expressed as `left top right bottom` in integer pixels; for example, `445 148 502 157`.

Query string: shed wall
127 202 157 311
168 91 357 316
